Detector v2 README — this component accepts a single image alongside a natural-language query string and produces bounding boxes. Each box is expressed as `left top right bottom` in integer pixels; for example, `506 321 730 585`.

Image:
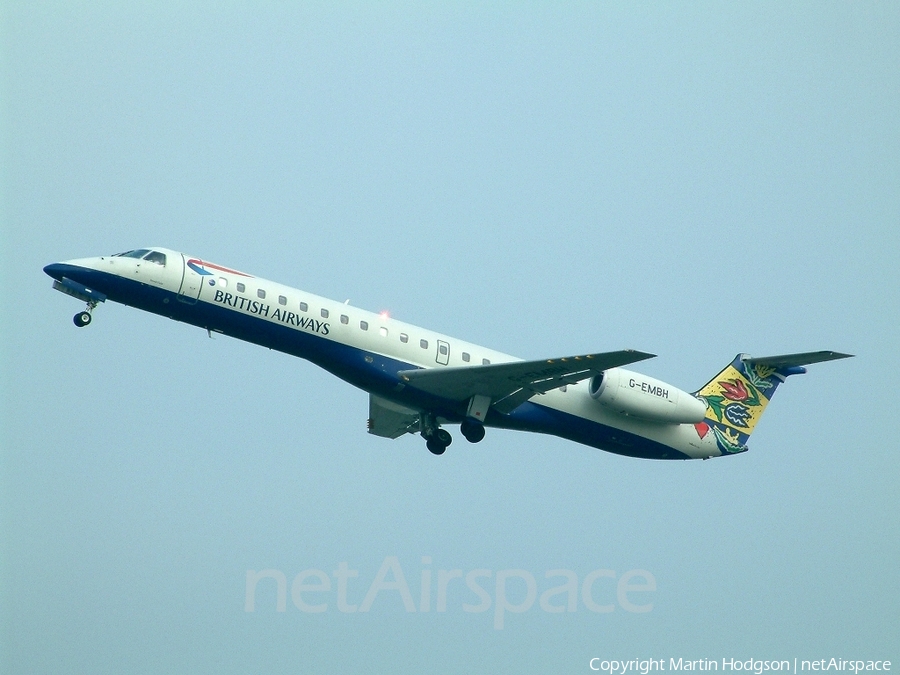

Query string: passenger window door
436 340 450 366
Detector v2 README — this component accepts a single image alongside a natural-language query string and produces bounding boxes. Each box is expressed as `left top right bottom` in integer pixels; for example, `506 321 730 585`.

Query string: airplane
44 247 851 460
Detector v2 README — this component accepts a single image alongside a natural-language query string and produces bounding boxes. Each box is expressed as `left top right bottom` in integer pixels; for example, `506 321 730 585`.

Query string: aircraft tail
694 351 852 455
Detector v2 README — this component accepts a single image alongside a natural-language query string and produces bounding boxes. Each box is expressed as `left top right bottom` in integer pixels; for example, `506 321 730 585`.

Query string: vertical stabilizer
694 351 852 455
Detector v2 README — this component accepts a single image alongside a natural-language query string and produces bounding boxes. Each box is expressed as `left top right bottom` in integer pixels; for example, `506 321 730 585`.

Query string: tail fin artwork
694 351 853 455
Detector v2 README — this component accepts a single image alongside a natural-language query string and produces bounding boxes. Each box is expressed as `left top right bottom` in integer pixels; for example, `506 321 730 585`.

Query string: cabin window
278 295 287 306
143 251 166 265
439 344 449 356
482 358 491 365
379 327 388 337
420 339 428 349
340 315 349 324
462 352 470 362
300 302 308 312
400 333 408 343
360 320 368 330
257 289 266 299
321 308 329 318
236 282 245 293
560 385 568 393
218 277 227 288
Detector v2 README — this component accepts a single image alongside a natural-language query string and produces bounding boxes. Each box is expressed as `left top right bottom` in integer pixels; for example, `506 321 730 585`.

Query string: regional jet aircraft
44 248 851 459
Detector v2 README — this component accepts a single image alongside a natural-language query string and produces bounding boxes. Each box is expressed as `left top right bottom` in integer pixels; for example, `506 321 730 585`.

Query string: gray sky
2 3 897 673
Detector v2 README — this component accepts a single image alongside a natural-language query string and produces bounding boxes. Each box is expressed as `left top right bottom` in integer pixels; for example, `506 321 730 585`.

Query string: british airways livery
44 247 851 459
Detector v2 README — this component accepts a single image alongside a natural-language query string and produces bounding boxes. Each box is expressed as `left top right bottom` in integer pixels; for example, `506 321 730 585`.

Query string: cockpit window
143 251 166 265
115 249 151 259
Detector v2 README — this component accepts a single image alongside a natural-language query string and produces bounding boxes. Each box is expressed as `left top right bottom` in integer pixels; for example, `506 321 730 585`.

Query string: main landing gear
460 419 486 444
421 415 487 455
420 413 453 455
73 301 98 327
425 429 453 455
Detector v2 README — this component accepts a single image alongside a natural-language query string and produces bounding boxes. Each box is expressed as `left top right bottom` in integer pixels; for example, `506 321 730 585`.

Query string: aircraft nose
43 263 68 281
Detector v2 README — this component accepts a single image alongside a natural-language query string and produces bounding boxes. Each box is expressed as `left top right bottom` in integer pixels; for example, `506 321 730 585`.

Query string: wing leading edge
397 349 655 414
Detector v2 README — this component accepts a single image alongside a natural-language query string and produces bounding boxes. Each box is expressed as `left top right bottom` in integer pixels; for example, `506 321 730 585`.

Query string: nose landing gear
73 300 98 327
50 277 106 327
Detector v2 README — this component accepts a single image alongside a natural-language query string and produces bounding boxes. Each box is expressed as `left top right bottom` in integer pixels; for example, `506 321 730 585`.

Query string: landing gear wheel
421 413 452 455
426 439 446 455
74 311 92 327
460 420 486 443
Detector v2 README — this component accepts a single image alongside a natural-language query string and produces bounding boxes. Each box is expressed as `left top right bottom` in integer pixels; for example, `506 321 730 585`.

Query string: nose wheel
73 301 98 327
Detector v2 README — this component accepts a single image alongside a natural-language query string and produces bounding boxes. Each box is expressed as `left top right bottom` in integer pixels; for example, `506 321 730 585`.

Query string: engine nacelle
588 368 707 424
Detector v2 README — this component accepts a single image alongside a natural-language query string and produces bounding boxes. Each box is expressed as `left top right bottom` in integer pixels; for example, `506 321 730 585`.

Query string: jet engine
588 368 707 424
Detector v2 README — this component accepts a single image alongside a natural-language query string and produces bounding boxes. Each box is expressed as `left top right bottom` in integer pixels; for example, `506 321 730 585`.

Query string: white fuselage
45 247 725 460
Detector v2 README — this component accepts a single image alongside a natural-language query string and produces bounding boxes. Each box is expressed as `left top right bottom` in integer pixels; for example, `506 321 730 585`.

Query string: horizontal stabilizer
743 351 853 368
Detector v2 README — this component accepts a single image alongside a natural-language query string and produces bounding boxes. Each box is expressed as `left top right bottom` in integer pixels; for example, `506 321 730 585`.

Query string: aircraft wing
367 395 421 439
397 349 655 414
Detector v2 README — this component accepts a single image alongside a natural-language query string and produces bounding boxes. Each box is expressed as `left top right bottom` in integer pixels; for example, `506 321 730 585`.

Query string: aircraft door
436 340 450 366
176 254 204 304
